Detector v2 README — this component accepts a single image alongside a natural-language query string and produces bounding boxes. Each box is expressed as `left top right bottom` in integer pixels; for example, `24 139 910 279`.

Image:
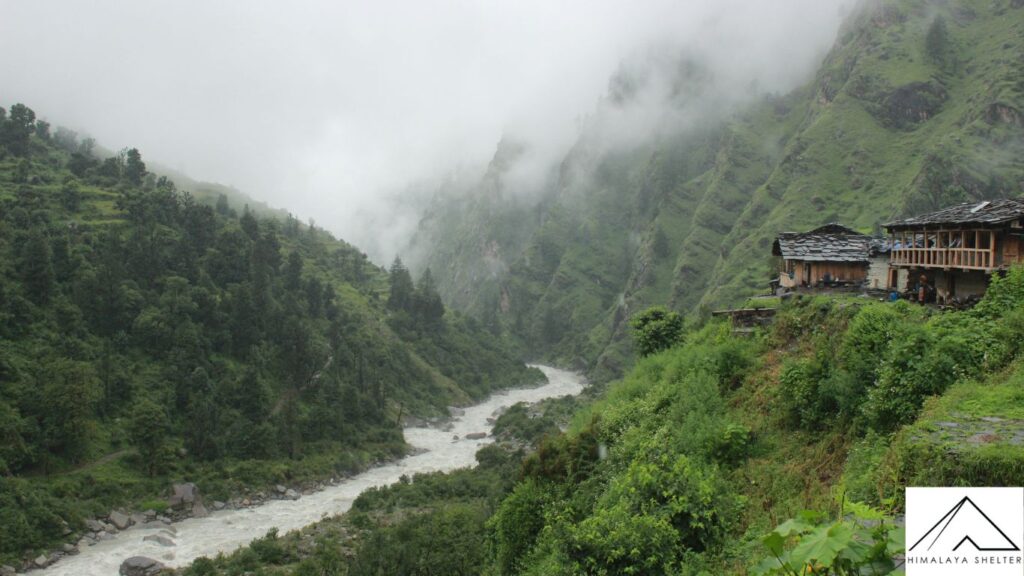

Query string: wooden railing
889 229 997 271
890 248 993 269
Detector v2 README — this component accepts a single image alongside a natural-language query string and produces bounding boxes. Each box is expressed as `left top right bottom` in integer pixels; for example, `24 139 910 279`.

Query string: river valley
37 365 585 576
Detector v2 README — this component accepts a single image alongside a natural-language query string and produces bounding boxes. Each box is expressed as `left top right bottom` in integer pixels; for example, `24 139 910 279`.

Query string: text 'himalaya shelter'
772 224 891 289
885 199 1024 300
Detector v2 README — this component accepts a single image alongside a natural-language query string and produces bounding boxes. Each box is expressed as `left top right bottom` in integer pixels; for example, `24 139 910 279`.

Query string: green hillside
410 0 1024 382
0 103 540 564
178 270 1024 575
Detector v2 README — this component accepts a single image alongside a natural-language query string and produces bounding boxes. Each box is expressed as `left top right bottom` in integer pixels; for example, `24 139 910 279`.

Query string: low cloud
1 0 852 262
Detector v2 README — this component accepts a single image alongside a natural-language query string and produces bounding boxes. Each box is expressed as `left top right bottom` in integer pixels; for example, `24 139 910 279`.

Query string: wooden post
990 230 996 269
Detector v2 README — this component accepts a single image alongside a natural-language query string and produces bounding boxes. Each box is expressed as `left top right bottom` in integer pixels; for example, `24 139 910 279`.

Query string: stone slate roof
772 223 872 263
885 198 1024 230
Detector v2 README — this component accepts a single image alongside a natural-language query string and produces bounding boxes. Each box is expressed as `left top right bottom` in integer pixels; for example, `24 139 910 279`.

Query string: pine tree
285 251 304 291
387 257 415 312
19 228 54 304
129 397 170 477
4 103 35 157
240 205 259 239
414 268 445 326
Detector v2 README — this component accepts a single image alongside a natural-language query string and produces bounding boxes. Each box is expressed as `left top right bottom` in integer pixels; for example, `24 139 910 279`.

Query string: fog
1 0 851 260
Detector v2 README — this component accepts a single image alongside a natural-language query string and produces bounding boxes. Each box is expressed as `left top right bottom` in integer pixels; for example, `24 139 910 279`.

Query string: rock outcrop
119 556 166 576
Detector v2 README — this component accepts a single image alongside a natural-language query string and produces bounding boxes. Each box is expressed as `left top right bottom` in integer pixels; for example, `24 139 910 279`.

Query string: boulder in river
143 534 176 547
168 482 199 508
192 502 210 518
119 556 166 576
285 489 300 500
465 432 487 440
34 555 49 568
109 510 132 530
85 518 105 532
0 564 15 576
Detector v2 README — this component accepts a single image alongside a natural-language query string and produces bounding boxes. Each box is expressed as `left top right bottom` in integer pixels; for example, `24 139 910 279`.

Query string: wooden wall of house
1001 232 1022 266
789 260 868 286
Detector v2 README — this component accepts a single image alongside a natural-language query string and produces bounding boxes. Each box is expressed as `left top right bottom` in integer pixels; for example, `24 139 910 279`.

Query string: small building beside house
884 199 1024 303
772 224 875 289
867 238 903 290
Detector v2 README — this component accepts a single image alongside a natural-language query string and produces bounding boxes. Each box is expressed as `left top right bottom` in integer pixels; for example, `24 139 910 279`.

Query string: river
38 365 585 576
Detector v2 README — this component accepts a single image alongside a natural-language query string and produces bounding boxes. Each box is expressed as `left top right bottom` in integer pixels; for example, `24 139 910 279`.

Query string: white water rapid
38 365 584 576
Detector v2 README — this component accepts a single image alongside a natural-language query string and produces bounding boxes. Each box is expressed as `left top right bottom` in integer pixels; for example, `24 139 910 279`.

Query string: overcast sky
1 0 850 251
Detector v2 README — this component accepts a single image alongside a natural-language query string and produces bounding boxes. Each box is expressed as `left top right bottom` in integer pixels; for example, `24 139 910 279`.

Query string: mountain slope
409 0 1024 382
0 104 540 563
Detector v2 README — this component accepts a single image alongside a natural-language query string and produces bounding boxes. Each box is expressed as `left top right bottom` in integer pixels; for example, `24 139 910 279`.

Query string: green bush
778 354 835 430
974 266 1024 319
605 453 737 552
863 314 1004 433
0 477 70 557
488 479 551 575
349 503 490 576
629 306 685 357
565 503 681 575
250 528 290 565
831 303 919 419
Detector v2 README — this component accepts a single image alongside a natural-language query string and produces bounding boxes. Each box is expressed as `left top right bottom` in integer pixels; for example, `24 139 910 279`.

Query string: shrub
349 503 490 576
862 324 935 432
601 453 738 553
714 422 752 465
250 528 290 565
863 313 1005 433
778 354 835 430
974 266 1024 319
629 306 684 357
566 503 680 575
488 479 550 575
0 477 69 556
831 303 918 417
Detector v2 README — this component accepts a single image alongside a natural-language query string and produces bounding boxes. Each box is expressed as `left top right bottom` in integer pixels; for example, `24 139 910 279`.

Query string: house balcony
888 229 997 271
890 247 994 270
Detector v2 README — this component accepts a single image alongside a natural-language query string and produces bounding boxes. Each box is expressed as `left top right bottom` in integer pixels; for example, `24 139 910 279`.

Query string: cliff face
409 0 1024 381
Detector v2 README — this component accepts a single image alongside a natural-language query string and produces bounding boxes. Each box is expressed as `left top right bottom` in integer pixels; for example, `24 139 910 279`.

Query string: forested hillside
409 0 1024 381
0 102 540 563
182 268 1024 575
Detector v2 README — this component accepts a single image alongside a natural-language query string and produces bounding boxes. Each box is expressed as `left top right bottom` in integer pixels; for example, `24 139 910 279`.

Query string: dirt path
68 448 132 474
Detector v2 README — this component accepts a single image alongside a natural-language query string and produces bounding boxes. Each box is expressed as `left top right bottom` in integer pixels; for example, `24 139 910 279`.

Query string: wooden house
772 224 874 288
884 199 1024 302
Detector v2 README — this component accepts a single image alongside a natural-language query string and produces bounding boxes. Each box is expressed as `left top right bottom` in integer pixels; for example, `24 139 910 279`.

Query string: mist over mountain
404 0 1024 380
0 0 851 265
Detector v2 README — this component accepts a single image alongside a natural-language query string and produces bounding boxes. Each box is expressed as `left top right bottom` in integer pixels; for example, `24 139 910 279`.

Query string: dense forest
0 102 540 563
409 0 1024 382
183 269 1024 575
